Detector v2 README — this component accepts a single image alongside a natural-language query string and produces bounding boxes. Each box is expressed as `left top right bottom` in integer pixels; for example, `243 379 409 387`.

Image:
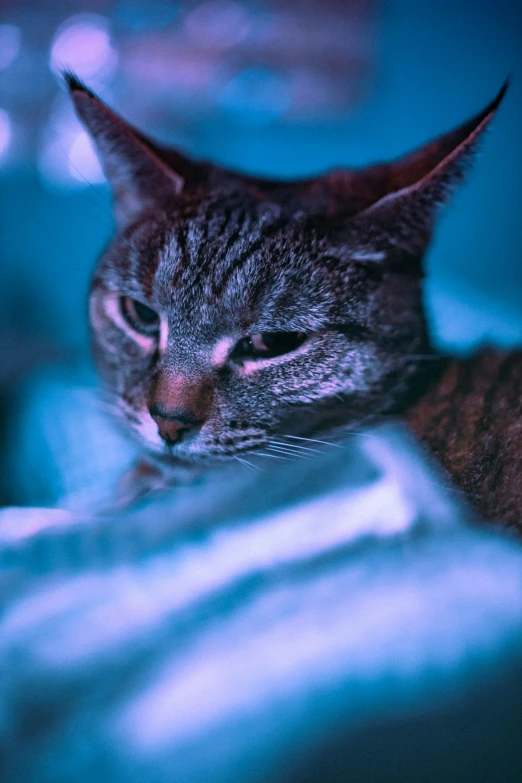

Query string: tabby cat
66 74 521 531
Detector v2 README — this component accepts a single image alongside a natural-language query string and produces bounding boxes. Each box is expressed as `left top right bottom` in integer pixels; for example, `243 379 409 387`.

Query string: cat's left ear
343 82 508 265
66 73 184 226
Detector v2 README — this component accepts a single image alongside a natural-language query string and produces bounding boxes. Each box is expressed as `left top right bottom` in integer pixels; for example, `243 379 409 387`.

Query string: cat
65 73 521 531
406 350 522 529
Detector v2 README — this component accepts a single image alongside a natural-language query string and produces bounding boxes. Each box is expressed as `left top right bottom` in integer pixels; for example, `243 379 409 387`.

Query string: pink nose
150 414 193 445
149 372 213 445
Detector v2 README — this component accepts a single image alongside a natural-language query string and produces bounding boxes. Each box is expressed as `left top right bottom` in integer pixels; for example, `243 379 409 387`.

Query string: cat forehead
127 215 337 333
150 203 323 295
101 190 364 328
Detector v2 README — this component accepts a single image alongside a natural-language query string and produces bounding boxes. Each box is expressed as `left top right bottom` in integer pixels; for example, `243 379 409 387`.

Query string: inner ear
65 72 184 226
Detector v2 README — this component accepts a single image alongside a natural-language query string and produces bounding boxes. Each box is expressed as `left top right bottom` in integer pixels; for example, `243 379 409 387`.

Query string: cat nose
149 371 213 445
149 406 203 445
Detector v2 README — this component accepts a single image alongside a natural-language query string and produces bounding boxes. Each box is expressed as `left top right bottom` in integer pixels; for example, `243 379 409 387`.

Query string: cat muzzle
149 371 213 445
149 409 201 446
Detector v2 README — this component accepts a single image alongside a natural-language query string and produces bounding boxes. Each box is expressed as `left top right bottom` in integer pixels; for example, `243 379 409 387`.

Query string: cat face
68 74 505 465
89 194 428 462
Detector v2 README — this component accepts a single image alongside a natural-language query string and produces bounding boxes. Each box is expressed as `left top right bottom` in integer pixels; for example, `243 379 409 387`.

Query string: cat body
66 74 521 530
407 349 522 530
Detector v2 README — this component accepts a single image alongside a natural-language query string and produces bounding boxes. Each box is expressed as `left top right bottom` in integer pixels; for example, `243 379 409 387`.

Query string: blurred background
0 0 521 508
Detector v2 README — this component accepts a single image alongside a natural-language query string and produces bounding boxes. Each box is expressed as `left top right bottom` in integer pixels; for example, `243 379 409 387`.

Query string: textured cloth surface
1 426 522 782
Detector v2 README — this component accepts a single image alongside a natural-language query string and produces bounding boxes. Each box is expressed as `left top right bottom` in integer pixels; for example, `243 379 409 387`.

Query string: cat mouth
167 439 269 462
130 400 353 463
159 428 346 465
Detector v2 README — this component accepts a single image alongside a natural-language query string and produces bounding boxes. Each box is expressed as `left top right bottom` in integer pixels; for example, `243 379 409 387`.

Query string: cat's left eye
231 331 307 362
120 296 160 336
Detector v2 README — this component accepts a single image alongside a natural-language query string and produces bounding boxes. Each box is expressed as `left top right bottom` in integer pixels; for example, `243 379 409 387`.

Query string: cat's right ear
65 72 184 226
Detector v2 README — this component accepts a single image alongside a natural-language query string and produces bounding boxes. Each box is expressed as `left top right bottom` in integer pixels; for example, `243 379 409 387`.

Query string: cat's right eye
120 296 160 336
230 331 307 362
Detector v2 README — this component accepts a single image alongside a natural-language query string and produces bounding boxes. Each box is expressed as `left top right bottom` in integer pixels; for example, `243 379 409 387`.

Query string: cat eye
231 331 307 361
120 296 160 336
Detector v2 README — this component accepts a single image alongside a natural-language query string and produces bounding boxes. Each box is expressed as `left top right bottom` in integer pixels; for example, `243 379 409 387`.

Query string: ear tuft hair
63 70 91 95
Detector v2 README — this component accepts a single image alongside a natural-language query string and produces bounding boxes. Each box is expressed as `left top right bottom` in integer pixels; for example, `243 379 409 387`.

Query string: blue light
218 67 291 126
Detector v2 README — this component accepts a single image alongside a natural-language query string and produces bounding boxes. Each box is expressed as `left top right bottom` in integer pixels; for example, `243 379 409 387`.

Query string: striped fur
66 77 520 528
407 351 522 531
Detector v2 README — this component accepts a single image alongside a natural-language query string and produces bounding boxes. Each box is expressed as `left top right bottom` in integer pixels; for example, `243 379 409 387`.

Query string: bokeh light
67 132 105 184
218 67 291 125
114 0 180 31
49 13 117 80
184 1 251 49
0 24 22 70
0 109 12 162
38 102 105 189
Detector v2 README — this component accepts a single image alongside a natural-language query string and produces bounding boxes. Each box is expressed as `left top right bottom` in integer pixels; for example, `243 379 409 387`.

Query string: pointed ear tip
62 70 94 98
490 78 510 113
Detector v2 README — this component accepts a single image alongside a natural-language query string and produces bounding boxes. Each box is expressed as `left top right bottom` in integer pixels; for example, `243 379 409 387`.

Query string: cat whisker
268 439 324 455
59 142 138 254
267 445 314 460
250 451 291 462
278 434 346 449
234 455 264 474
340 430 380 439
59 147 114 217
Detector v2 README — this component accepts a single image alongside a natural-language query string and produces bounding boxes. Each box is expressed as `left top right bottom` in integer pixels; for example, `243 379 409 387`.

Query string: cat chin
142 443 266 467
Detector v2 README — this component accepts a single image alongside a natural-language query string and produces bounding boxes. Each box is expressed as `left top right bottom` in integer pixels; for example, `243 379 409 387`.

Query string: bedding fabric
1 425 522 782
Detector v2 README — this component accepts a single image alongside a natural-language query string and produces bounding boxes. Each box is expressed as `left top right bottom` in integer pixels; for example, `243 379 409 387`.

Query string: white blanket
1 425 522 782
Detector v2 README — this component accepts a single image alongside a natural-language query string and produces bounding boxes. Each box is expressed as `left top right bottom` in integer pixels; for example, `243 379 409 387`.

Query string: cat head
67 73 506 465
